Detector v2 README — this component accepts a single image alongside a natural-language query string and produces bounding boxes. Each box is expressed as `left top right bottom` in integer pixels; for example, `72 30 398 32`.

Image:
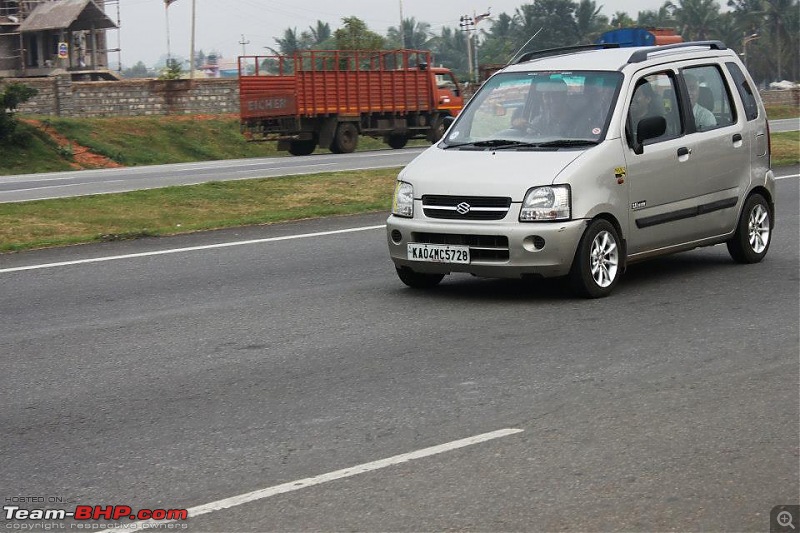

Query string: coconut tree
387 17 433 50
666 0 721 40
575 0 609 43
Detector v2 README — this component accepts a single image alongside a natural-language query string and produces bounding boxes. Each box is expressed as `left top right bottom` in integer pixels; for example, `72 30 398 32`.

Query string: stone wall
1 75 796 118
761 88 800 107
1 76 240 117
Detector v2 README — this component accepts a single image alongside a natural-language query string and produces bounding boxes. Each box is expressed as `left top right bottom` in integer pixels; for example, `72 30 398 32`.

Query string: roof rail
627 41 727 63
514 43 620 64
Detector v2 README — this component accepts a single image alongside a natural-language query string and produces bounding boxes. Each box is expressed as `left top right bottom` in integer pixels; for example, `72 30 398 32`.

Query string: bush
0 83 38 142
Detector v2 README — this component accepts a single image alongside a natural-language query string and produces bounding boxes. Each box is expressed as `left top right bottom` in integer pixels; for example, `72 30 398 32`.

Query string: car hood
400 145 587 201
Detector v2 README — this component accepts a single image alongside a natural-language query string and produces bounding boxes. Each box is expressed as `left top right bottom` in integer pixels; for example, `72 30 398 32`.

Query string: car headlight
520 185 571 221
392 181 414 217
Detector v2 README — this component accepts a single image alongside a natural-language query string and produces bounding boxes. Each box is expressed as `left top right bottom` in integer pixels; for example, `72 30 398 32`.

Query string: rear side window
681 65 736 131
726 62 759 121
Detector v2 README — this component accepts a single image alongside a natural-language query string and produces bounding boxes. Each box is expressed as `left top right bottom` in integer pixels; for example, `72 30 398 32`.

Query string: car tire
569 219 622 298
395 267 444 289
726 193 772 263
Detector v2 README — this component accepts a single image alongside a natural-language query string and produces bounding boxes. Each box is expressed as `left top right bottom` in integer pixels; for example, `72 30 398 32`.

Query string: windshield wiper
535 139 599 148
442 139 540 150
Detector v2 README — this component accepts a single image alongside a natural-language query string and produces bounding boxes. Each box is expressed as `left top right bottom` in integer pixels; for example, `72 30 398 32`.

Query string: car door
623 69 705 255
676 62 750 238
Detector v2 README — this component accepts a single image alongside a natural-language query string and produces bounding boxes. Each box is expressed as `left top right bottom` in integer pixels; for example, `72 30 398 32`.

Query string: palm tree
270 28 303 55
636 6 675 28
762 0 798 80
666 0 721 40
387 17 433 49
610 11 636 28
575 0 609 42
429 26 468 79
478 12 516 65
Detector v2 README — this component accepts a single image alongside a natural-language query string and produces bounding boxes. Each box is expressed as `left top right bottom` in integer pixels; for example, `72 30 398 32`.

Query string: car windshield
443 71 623 148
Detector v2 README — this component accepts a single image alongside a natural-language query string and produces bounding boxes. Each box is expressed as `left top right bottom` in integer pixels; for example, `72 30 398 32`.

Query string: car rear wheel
727 193 772 263
569 219 622 298
395 267 444 289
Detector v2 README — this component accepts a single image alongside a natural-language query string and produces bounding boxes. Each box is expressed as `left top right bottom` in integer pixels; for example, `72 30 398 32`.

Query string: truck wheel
386 134 408 149
426 117 446 143
287 139 317 156
331 123 358 154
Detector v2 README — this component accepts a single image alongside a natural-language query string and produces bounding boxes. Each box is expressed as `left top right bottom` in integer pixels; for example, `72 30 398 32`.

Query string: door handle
732 133 743 143
677 147 691 157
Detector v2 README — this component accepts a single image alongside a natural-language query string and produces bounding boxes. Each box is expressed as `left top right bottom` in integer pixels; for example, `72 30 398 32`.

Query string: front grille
422 195 511 220
412 232 509 262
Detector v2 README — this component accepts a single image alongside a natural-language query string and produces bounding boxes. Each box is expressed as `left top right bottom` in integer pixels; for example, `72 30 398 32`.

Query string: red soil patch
22 118 124 170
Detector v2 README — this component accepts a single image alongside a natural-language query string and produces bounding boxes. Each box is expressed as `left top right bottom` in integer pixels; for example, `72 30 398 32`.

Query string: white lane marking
775 173 799 180
109 428 524 532
2 179 127 193
0 225 386 274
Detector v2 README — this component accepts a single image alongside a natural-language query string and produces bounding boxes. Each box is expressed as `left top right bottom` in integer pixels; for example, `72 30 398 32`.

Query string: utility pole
472 9 491 84
189 0 196 78
741 33 759 72
399 0 405 48
239 34 250 56
459 15 474 83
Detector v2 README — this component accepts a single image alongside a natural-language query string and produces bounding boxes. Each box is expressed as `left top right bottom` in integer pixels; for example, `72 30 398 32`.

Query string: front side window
626 72 682 146
443 71 623 147
682 65 736 131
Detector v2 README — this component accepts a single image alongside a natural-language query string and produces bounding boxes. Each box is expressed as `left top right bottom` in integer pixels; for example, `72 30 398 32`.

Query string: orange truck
238 49 464 155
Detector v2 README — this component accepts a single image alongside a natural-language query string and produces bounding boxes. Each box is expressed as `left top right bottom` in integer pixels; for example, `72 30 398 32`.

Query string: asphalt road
0 147 426 203
0 170 797 531
0 117 796 203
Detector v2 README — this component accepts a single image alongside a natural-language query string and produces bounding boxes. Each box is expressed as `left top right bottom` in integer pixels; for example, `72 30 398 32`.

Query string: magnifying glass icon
778 510 796 530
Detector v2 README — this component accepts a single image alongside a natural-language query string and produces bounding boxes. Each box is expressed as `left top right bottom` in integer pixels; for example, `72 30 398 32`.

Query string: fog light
391 229 403 244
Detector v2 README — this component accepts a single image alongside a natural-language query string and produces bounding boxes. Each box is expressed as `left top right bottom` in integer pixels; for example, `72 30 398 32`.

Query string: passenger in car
685 74 717 130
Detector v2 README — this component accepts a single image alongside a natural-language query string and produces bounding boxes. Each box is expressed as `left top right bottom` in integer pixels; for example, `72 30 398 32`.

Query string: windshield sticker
592 128 601 135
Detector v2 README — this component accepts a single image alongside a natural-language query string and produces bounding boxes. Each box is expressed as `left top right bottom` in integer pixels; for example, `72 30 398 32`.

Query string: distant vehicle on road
238 49 464 155
596 27 683 47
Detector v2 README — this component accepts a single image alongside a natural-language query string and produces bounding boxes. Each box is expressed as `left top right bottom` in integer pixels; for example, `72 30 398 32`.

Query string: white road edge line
0 225 386 274
108 428 523 532
775 173 799 180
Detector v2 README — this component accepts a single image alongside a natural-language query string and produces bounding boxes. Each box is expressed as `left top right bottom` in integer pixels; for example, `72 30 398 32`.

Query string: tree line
270 0 799 86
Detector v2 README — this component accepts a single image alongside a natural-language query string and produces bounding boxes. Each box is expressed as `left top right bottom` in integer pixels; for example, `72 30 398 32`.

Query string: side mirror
633 116 667 155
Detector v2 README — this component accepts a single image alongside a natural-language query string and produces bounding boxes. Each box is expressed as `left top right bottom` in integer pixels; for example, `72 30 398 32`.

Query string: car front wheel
569 219 622 298
395 267 444 289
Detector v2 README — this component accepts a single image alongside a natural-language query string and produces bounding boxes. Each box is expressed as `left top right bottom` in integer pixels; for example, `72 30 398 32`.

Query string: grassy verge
767 105 800 120
771 131 799 167
0 168 398 253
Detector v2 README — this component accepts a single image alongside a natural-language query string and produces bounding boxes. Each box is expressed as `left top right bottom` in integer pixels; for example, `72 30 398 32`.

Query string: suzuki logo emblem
456 202 471 215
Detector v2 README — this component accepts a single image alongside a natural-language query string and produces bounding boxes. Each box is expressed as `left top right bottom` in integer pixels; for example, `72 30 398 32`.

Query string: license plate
407 243 470 264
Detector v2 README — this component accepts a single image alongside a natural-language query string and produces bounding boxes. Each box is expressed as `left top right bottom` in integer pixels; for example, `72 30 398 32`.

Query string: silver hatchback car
386 41 774 297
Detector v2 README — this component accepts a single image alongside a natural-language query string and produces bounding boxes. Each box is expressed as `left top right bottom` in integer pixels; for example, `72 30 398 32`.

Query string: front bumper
386 215 588 279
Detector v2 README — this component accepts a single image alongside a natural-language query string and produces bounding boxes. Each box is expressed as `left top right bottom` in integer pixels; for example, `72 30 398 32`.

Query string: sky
114 0 672 67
